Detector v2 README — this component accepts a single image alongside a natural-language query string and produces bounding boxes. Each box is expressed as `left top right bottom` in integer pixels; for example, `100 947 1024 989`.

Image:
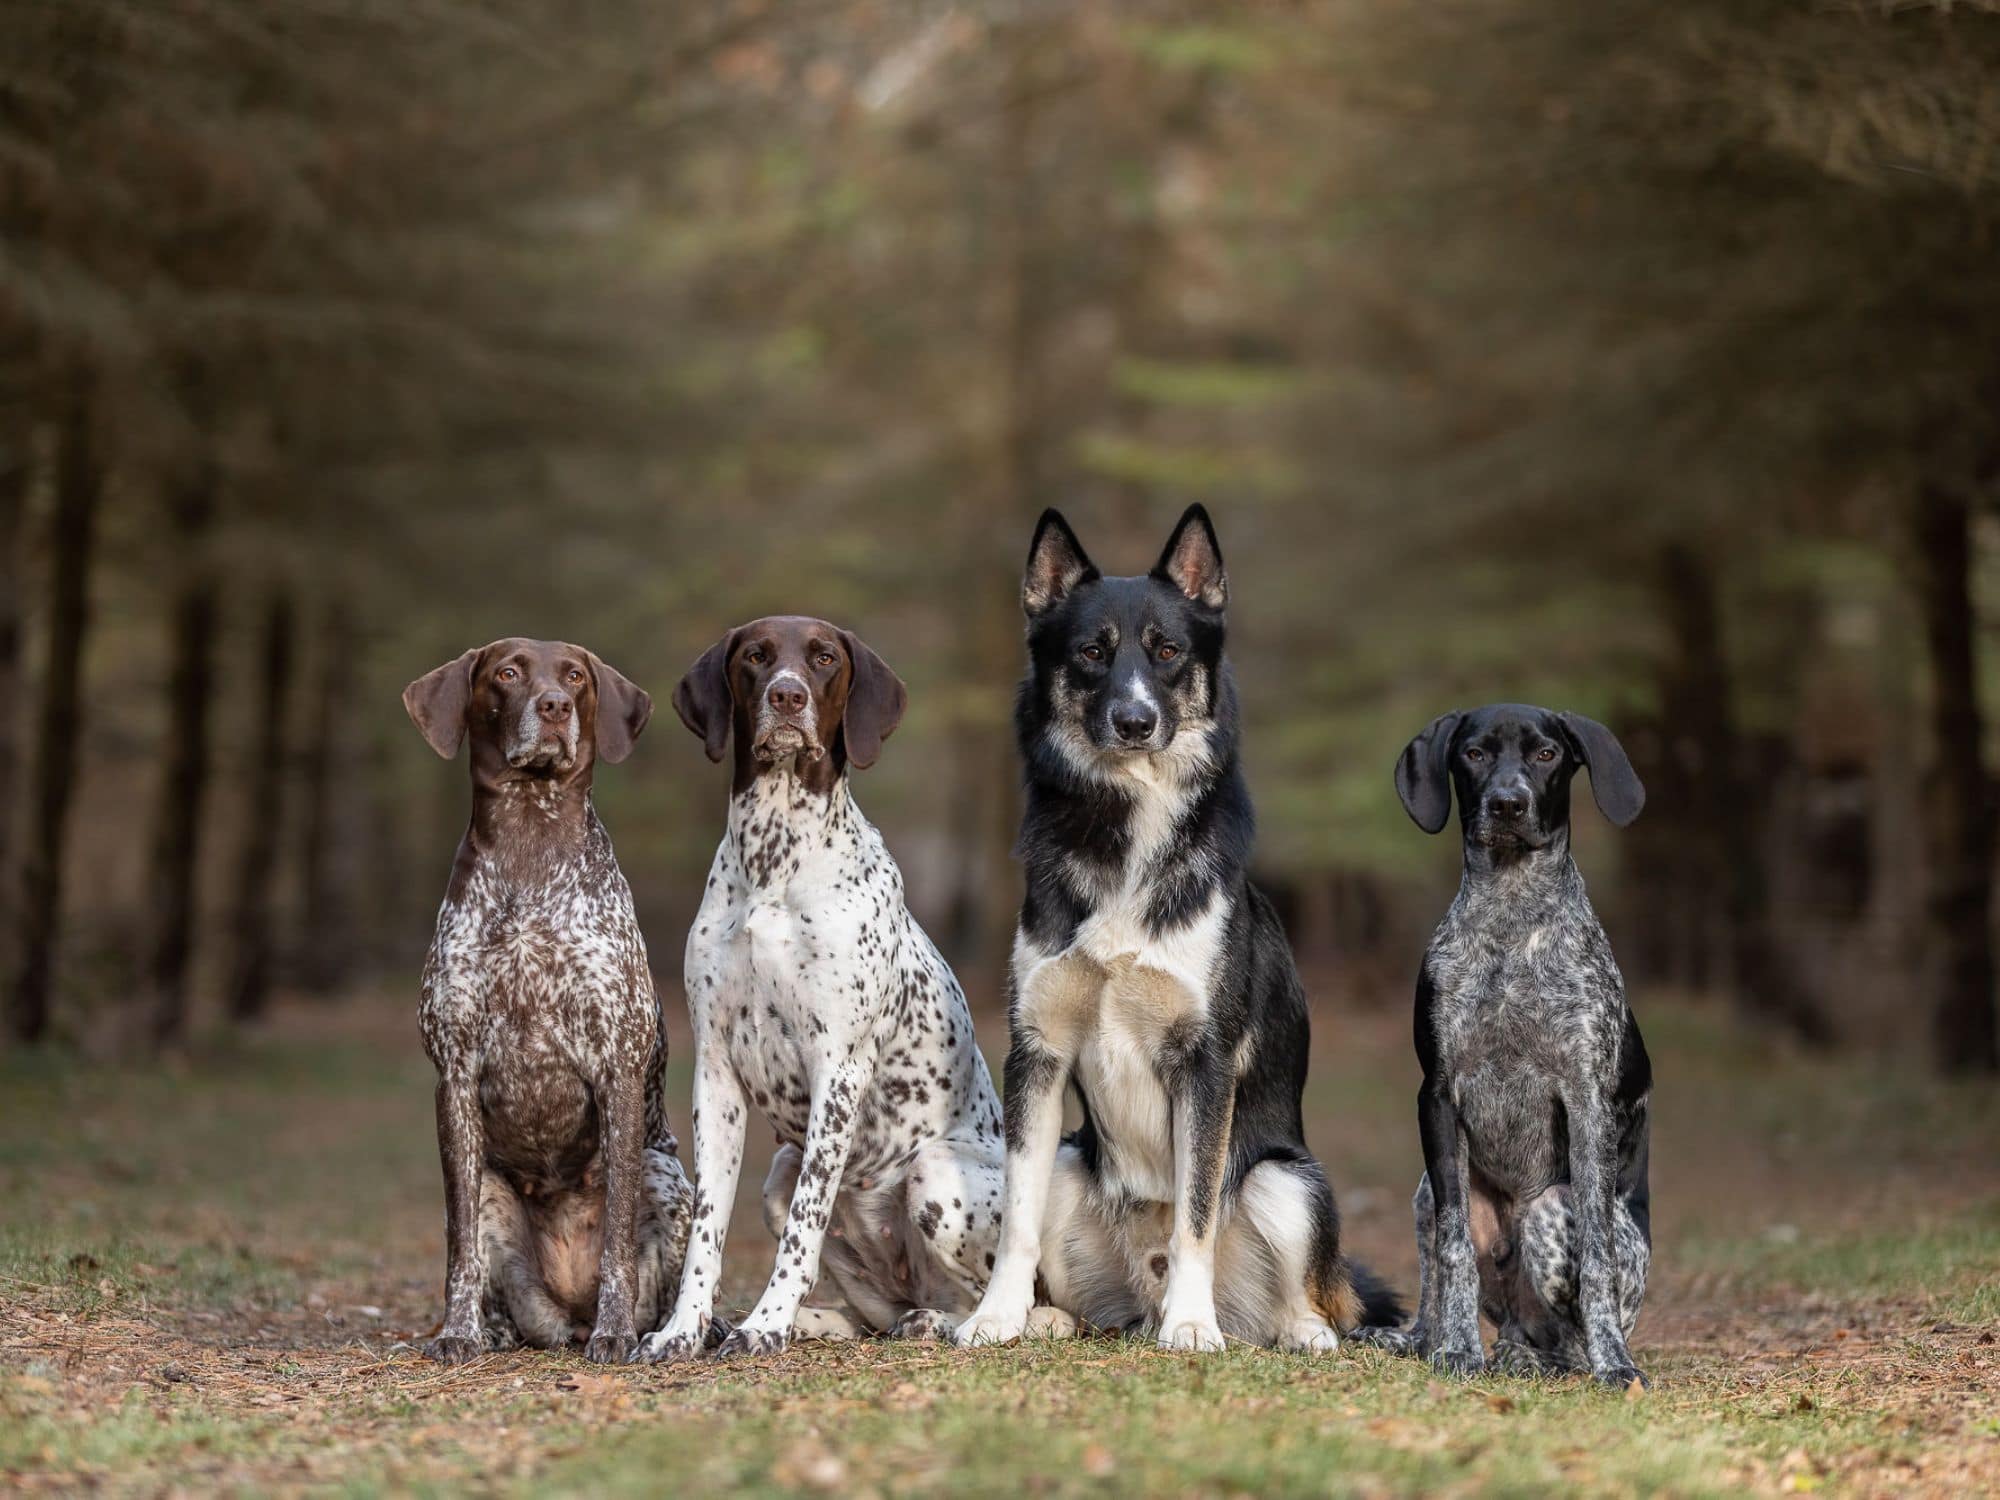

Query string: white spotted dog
1354 704 1652 1388
404 638 693 1365
634 616 1010 1362
956 507 1401 1355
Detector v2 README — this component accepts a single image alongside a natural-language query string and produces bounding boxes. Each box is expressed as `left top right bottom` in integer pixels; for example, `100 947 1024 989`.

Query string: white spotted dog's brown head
672 616 907 794
404 637 653 784
1020 505 1232 786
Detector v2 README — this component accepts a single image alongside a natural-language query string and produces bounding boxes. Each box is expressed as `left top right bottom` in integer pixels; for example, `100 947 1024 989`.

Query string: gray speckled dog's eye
1537 746 1558 763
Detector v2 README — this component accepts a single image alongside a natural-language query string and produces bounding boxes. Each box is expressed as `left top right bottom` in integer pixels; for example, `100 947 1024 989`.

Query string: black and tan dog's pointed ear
1023 508 1099 617
1560 712 1645 827
588 652 653 765
673 631 737 763
839 630 907 771
1153 503 1227 609
1395 711 1463 835
403 648 480 759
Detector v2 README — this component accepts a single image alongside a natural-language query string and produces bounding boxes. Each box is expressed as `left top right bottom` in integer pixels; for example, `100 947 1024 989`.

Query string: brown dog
403 637 693 1363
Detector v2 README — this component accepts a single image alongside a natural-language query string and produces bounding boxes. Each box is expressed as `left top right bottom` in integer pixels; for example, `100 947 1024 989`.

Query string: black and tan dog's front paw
423 1332 487 1365
1429 1345 1487 1379
715 1324 790 1361
583 1330 636 1365
1349 1323 1425 1357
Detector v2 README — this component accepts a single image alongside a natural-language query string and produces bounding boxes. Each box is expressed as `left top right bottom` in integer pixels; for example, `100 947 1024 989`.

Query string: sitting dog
1355 703 1652 1387
635 616 1008 1362
957 507 1399 1353
404 638 693 1363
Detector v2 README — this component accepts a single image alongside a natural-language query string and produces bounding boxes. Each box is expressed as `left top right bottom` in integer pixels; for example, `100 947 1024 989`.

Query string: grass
1 992 1995 1496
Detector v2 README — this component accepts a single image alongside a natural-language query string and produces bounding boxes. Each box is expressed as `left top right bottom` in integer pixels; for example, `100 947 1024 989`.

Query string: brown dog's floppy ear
838 629 907 771
672 631 737 763
589 652 653 765
1023 509 1099 617
1153 503 1227 609
403 649 480 760
1395 711 1462 835
1560 712 1645 827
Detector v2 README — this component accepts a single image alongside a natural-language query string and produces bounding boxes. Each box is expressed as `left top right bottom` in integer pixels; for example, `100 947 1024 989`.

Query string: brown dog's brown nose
537 691 573 724
767 682 807 715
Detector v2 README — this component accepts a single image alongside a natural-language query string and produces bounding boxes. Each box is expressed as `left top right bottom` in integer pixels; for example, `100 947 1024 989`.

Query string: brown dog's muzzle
508 687 582 770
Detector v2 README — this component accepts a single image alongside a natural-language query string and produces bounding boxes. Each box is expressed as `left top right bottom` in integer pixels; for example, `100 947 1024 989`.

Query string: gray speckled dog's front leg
1564 1083 1646 1389
1418 1085 1485 1376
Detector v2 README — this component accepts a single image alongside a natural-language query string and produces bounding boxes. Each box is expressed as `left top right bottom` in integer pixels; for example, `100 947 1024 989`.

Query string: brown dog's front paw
424 1333 486 1365
584 1331 636 1365
715 1324 789 1361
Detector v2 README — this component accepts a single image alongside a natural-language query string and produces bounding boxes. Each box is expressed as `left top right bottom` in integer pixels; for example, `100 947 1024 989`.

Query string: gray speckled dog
1355 704 1652 1388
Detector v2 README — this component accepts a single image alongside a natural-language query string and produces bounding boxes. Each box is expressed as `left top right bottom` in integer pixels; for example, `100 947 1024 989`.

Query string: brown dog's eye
746 648 767 665
496 666 518 684
1080 644 1104 663
1537 746 1557 763
567 669 585 685
1156 643 1178 661
1464 747 1483 763
815 651 836 668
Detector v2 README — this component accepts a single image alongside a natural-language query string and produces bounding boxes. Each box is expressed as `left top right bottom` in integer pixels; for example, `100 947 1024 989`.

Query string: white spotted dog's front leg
1563 1083 1648 1389
1158 1059 1232 1353
715 1057 871 1360
956 1034 1068 1348
634 1047 746 1364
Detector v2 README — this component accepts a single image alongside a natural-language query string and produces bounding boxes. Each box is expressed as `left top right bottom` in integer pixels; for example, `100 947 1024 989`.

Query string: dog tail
1343 1258 1406 1330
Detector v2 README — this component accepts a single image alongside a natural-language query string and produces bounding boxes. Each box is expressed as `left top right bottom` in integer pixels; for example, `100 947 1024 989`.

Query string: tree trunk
1657 543 1831 1044
9 382 101 1044
296 598 357 995
226 590 295 1023
144 468 220 1048
0 418 28 981
1912 482 2000 1073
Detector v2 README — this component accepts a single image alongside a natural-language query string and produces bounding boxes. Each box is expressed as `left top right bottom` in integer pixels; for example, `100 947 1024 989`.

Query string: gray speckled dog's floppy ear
1395 710 1463 835
1560 712 1645 827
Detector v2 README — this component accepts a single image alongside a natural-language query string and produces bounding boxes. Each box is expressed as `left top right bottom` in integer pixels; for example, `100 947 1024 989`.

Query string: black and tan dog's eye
1156 643 1178 661
1080 644 1104 662
1537 746 1557 763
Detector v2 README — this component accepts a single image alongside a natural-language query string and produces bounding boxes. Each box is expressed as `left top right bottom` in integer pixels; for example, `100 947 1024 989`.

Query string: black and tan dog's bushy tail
1336 1258 1406 1331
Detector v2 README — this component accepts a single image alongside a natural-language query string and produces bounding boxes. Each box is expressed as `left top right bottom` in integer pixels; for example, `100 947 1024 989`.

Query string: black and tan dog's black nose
1111 700 1158 744
536 691 573 724
767 681 808 715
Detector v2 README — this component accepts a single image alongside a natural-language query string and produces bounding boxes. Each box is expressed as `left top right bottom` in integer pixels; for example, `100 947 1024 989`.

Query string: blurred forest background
4 0 2000 1075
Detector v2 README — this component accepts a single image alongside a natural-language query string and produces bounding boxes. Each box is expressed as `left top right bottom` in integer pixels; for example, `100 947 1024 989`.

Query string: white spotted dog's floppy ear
403 648 481 760
673 629 738 763
1153 503 1227 609
1560 711 1645 828
838 629 907 771
1023 508 1099 618
588 651 653 765
1395 711 1463 835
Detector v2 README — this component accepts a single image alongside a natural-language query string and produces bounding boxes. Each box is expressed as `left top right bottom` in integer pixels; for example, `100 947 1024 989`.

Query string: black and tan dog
404 638 693 1364
957 506 1398 1353
1355 703 1652 1387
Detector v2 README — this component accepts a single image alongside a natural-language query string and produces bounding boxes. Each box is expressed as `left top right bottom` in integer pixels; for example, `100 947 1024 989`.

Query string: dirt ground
2 989 1996 1496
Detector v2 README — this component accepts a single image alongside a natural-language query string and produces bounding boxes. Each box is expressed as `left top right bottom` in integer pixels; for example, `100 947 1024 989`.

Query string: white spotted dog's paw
887 1308 957 1342
1278 1317 1340 1355
1158 1317 1227 1353
954 1305 1028 1348
1024 1305 1078 1339
715 1323 790 1361
632 1320 707 1365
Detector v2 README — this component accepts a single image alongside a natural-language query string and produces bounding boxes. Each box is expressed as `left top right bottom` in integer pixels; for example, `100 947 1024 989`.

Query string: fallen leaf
1484 1392 1515 1414
1624 1377 1646 1401
1081 1443 1115 1477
